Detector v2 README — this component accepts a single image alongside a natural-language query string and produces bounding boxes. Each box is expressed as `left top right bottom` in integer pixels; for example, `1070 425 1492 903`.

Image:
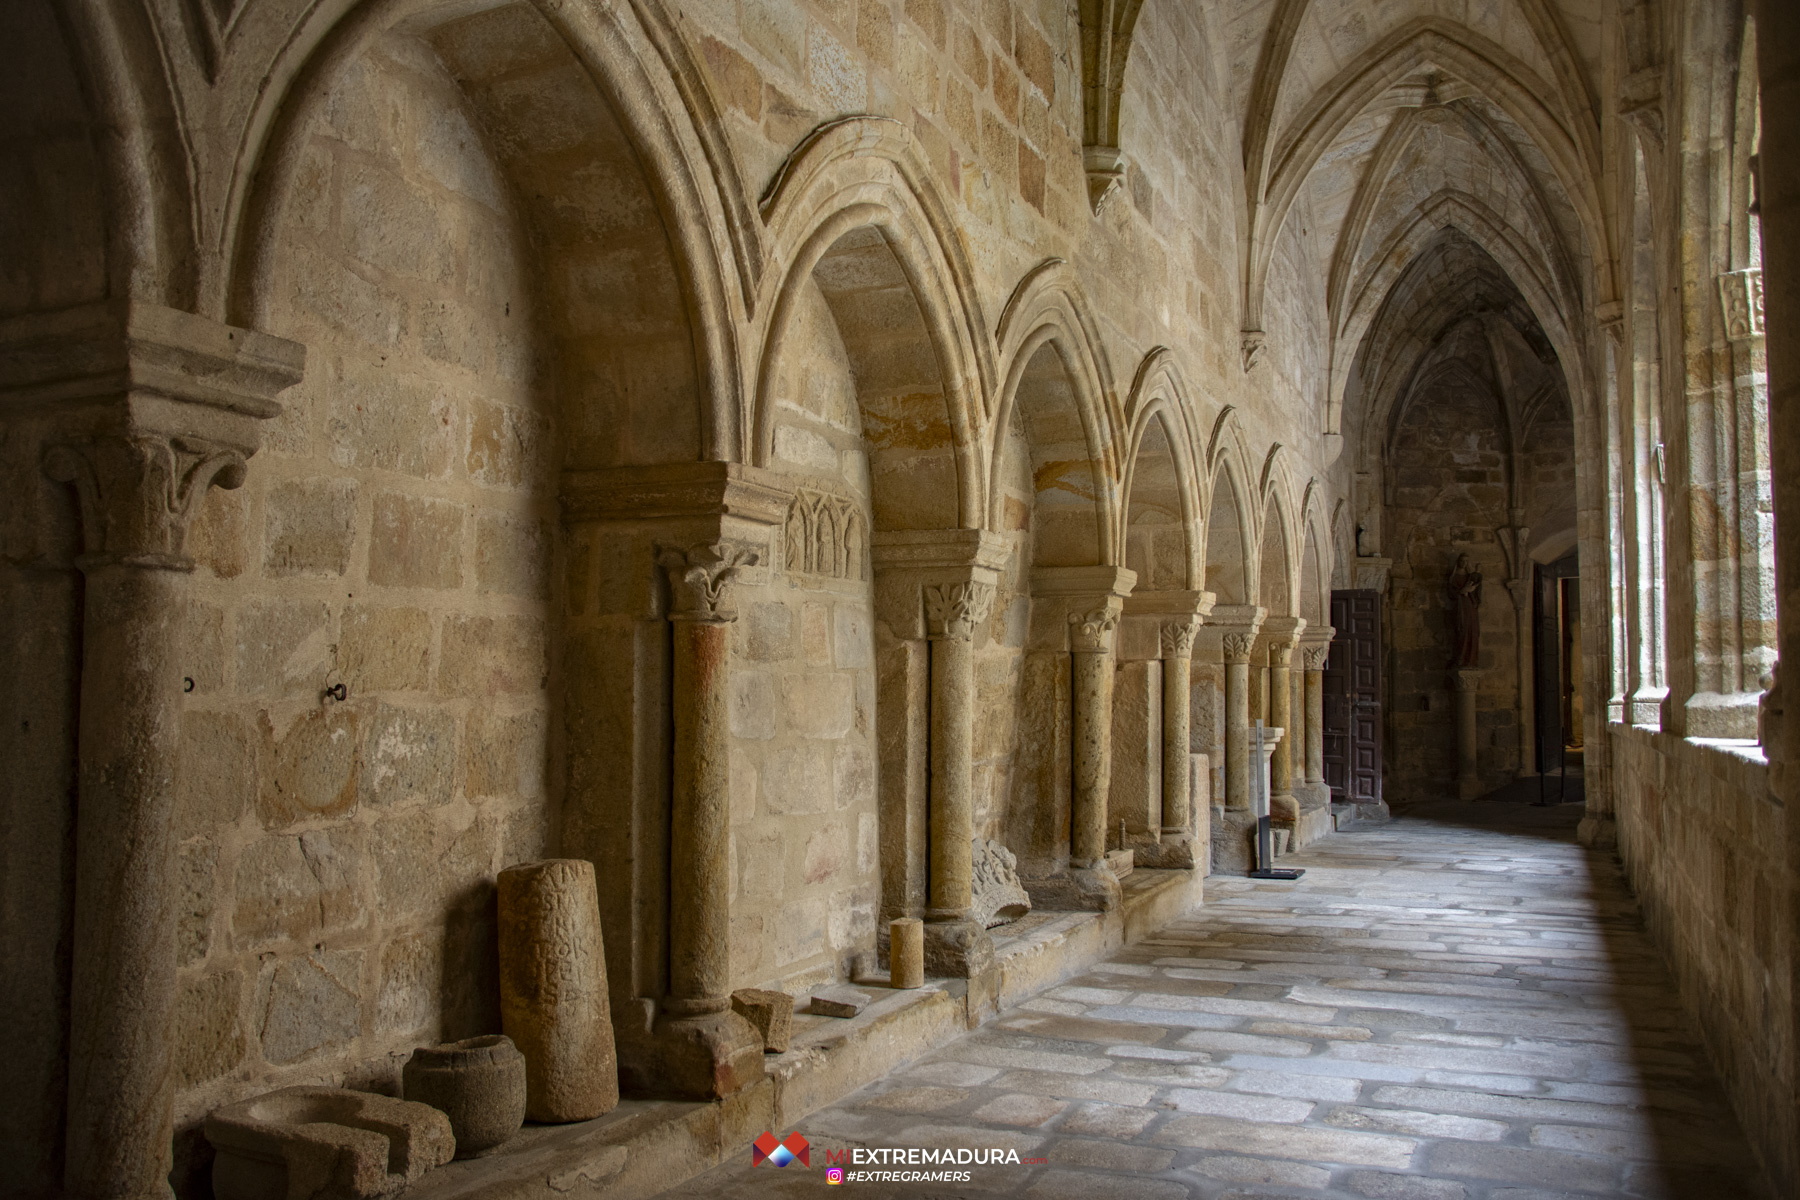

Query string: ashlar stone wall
168 33 556 1169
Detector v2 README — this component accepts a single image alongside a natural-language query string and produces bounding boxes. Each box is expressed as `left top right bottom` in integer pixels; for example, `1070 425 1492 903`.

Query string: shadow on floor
1344 794 1771 1198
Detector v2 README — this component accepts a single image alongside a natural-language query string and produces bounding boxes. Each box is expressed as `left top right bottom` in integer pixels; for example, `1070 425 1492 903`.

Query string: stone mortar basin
403 1034 528 1158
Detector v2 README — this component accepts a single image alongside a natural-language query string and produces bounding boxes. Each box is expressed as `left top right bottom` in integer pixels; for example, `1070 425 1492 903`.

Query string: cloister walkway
673 800 1764 1199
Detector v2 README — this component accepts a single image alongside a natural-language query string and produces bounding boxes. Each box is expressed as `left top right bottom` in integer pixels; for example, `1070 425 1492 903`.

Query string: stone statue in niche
1449 554 1483 668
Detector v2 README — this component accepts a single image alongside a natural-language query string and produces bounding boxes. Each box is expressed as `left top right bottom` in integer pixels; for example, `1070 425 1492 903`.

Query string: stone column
1455 668 1483 799
1302 642 1329 797
922 579 995 974
1159 620 1199 844
1069 604 1121 869
1223 632 1256 809
1266 632 1303 822
4 303 304 1200
654 541 765 1097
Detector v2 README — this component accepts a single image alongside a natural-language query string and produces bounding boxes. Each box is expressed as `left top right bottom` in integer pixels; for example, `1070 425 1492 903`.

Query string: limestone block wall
1609 728 1793 1189
166 35 556 1171
735 278 884 993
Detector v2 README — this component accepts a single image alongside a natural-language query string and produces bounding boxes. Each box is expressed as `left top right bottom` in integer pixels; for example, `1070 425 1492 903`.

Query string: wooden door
1533 553 1579 772
1325 590 1383 804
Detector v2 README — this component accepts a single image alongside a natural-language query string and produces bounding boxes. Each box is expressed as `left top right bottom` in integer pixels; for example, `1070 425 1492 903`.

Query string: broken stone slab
809 986 871 1018
970 838 1031 928
1104 847 1135 878
402 1034 527 1159
731 988 794 1053
206 1086 454 1200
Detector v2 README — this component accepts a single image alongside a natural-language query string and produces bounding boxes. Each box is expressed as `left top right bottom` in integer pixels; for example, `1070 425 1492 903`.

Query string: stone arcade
1 0 1797 1197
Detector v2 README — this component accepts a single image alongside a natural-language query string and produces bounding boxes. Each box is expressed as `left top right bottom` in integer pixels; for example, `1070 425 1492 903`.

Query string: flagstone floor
670 799 1766 1199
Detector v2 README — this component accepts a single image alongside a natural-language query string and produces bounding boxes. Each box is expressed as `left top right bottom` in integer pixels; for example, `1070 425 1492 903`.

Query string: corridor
677 805 1762 1199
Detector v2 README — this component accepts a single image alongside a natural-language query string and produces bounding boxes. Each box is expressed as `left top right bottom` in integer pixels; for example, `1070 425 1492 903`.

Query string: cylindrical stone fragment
498 859 618 1122
890 918 925 989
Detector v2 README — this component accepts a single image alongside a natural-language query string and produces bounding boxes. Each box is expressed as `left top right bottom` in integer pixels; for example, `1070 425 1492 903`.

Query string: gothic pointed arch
223 0 759 465
754 116 996 530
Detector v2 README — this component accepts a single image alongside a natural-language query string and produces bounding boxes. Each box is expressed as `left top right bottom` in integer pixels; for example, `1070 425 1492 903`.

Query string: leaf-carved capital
1301 645 1331 672
43 434 248 568
658 541 760 621
1069 607 1120 654
1159 620 1198 658
1221 632 1257 664
924 580 994 640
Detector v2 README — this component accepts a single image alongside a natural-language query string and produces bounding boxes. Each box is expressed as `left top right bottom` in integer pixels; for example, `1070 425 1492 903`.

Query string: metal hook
183 677 195 694
323 682 347 704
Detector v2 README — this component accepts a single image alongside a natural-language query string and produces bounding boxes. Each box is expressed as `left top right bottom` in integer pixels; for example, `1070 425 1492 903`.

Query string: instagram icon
826 1167 845 1185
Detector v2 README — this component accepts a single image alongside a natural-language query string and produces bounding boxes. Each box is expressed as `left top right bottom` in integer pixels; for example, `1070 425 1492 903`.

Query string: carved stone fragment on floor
730 988 794 1053
497 858 618 1122
810 986 871 1017
402 1034 527 1159
205 1086 453 1200
970 838 1032 928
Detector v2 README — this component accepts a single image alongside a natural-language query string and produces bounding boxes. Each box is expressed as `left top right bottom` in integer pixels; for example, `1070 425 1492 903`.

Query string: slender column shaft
668 615 732 1009
1269 645 1295 801
1224 634 1254 809
1160 637 1194 836
1304 658 1326 787
928 631 975 917
64 559 188 1200
1070 645 1114 866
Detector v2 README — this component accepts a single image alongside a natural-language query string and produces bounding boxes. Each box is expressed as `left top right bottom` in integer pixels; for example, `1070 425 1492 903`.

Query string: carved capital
1268 643 1294 669
1719 268 1764 343
1069 606 1120 654
658 541 759 621
1240 330 1266 373
1222 632 1257 664
1159 620 1198 658
43 434 248 569
924 580 994 640
1301 645 1330 672
1505 577 1532 613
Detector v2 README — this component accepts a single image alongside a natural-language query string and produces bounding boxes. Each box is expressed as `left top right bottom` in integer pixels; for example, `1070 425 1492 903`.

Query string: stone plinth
498 859 619 1123
1454 668 1482 799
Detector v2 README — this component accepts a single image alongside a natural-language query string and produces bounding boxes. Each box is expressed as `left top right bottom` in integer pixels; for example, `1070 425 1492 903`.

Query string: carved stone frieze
783 489 867 581
1719 268 1765 343
658 541 759 621
1069 607 1120 654
924 580 994 640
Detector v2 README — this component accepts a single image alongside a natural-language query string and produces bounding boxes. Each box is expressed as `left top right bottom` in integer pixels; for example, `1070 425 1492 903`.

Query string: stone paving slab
667 800 1767 1199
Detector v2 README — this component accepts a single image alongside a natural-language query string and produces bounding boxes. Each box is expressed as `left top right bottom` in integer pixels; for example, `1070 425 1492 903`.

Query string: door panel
1326 589 1383 805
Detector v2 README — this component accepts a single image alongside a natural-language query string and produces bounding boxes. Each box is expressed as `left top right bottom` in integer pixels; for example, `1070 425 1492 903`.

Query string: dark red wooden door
1325 589 1383 804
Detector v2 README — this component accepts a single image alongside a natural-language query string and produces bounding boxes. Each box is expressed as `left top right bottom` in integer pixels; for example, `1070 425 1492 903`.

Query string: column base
628 1006 766 1101
922 918 995 977
1270 791 1300 822
1020 866 1122 912
1131 835 1197 870
1577 814 1617 850
1458 773 1482 801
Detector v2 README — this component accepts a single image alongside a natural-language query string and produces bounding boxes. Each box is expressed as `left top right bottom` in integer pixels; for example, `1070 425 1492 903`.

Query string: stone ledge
403 869 1204 1200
